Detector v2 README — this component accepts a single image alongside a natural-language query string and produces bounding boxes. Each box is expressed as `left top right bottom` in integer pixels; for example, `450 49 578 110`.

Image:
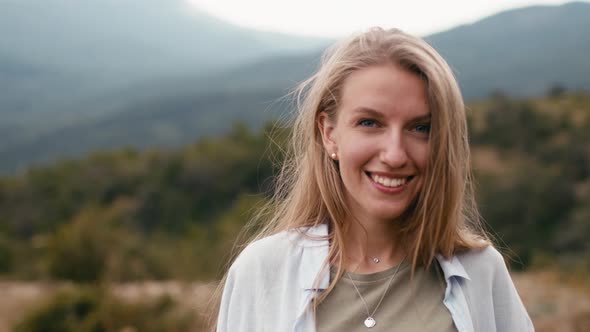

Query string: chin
369 208 407 223
368 198 418 221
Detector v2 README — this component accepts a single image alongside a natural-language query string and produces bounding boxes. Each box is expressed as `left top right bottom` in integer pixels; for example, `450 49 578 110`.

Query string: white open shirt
217 224 534 332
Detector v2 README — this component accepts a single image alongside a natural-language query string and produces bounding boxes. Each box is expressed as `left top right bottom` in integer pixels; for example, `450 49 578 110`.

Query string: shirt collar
299 224 471 292
297 224 330 291
435 253 471 281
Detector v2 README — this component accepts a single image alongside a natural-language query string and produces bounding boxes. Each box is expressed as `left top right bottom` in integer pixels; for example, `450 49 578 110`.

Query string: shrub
14 286 196 332
0 235 12 273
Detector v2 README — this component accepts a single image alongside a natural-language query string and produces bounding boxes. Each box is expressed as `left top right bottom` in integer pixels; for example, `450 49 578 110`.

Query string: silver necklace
346 257 406 329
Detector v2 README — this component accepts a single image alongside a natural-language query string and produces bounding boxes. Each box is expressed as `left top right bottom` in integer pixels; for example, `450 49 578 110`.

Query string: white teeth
371 174 407 188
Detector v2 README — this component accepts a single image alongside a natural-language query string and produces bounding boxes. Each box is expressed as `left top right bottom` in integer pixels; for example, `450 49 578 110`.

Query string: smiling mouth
367 172 414 188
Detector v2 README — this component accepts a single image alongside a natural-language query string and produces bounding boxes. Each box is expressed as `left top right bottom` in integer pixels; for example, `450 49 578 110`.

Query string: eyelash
357 119 431 134
413 123 431 133
358 119 378 127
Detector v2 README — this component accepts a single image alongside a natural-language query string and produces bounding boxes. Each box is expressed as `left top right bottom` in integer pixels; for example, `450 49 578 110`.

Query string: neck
342 216 406 274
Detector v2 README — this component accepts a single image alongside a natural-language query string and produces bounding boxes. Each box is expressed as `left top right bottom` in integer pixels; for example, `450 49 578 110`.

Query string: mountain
0 0 329 172
1 1 589 173
0 0 328 116
425 1 590 99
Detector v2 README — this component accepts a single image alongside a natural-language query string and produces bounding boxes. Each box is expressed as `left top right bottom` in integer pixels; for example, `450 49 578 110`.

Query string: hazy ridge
1 1 589 173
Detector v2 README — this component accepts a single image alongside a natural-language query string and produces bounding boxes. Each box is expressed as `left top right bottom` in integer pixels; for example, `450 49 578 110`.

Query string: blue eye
358 119 377 127
414 124 431 134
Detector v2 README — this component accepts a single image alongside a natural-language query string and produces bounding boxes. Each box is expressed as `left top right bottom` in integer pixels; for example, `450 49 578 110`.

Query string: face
319 63 430 225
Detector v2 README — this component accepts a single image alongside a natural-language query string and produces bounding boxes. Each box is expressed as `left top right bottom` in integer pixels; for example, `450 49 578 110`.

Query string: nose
380 131 408 168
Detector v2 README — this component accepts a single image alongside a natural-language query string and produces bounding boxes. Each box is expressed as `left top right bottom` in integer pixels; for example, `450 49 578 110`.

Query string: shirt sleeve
490 249 535 331
216 254 260 332
216 266 236 332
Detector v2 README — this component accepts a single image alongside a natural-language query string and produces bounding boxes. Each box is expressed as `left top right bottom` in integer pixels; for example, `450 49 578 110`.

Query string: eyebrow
353 107 431 122
412 113 432 122
354 107 384 118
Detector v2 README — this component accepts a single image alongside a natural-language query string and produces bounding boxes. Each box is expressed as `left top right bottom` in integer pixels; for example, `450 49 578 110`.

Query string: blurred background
0 0 589 331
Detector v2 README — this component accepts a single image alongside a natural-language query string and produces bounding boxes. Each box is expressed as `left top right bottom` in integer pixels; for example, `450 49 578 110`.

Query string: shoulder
455 245 507 277
437 244 507 283
229 231 293 275
218 225 329 331
456 245 520 290
453 247 534 330
228 224 329 277
220 225 329 309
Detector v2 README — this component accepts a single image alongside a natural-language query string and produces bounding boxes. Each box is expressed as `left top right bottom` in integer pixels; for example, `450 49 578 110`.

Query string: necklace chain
346 256 406 328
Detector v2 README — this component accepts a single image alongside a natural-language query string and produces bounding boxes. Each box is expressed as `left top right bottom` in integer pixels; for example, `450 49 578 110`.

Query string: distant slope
0 0 328 116
426 1 590 99
0 0 327 75
96 1 590 120
1 1 590 173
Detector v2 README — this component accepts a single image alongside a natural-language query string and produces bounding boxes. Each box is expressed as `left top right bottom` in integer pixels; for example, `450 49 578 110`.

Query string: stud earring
331 152 337 159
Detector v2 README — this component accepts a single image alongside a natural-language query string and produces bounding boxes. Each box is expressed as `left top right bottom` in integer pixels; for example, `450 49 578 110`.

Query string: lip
369 171 414 178
366 171 413 194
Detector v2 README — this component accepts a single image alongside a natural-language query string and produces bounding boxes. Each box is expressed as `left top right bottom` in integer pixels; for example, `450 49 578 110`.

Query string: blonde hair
208 27 489 329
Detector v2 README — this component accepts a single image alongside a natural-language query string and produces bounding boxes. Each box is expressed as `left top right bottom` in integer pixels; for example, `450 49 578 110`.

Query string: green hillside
0 92 588 283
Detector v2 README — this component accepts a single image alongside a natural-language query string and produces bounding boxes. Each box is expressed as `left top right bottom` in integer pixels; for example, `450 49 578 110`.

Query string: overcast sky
187 0 580 37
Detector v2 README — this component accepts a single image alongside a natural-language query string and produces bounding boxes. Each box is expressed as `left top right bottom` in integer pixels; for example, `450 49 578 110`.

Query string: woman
213 28 533 332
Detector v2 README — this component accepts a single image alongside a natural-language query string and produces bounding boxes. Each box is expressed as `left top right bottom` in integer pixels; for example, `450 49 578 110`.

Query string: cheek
338 136 374 166
407 141 429 170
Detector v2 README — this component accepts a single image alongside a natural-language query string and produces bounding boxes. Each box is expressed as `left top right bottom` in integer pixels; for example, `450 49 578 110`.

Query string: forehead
338 64 429 118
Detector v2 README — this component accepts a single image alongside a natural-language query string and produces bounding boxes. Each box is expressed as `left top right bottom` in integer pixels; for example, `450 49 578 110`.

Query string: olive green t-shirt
316 261 456 331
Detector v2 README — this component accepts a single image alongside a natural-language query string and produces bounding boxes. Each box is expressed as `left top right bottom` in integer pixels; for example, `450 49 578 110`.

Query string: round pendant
372 257 380 263
364 317 376 328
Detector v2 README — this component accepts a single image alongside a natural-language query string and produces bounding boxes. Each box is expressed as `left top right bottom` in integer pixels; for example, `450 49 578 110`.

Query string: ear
317 112 338 156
